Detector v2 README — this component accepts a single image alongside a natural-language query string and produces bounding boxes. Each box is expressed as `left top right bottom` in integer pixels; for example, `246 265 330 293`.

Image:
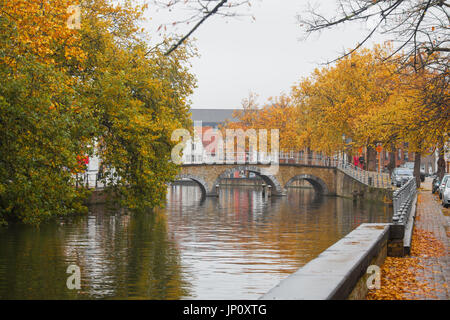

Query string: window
398 149 402 160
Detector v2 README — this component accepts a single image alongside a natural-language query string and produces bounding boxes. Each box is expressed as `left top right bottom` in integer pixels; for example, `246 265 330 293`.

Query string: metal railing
392 177 417 225
182 151 340 166
336 161 391 188
75 171 118 190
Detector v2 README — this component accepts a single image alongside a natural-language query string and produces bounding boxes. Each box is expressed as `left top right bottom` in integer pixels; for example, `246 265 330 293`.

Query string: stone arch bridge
176 163 342 197
175 162 392 201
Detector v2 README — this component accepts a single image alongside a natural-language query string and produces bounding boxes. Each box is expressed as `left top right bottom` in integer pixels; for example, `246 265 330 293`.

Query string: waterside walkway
367 178 449 300
406 180 450 299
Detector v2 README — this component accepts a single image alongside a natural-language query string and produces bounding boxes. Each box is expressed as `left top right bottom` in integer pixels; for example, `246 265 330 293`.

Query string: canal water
0 185 392 299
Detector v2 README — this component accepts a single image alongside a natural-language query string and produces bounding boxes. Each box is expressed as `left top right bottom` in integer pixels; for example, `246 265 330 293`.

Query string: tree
223 44 446 183
0 0 93 225
366 64 448 184
76 0 196 211
299 1 449 179
222 93 300 152
0 0 196 225
415 70 449 179
292 45 400 159
344 51 448 184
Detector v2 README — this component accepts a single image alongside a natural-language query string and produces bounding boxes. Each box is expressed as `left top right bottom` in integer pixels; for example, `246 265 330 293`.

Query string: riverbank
366 179 449 300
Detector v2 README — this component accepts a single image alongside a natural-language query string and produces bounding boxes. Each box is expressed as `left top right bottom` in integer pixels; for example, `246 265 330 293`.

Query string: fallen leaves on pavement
367 223 445 300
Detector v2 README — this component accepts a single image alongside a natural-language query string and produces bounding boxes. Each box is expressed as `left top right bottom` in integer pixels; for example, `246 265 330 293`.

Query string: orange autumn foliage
1 0 85 67
367 222 445 300
222 93 300 152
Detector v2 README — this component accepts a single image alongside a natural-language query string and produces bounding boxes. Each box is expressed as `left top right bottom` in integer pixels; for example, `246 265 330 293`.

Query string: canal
0 185 392 299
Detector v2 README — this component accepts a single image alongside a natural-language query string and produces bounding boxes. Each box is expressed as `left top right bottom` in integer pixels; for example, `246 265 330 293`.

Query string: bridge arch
212 165 286 196
285 174 329 195
174 174 209 196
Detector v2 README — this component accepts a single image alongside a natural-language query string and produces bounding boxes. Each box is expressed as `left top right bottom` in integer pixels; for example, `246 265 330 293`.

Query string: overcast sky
145 1 386 109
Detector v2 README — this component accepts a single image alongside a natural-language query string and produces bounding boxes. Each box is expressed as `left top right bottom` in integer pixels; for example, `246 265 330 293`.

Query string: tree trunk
414 152 421 187
437 149 446 180
306 146 312 165
387 144 396 176
366 145 377 171
436 137 446 180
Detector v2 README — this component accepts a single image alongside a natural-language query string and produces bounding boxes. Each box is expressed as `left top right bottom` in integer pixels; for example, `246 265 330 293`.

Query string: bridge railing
336 161 391 188
182 152 341 166
74 171 120 190
75 172 103 189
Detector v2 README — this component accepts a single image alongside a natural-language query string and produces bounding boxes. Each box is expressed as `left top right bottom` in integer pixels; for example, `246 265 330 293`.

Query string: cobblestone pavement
405 178 450 299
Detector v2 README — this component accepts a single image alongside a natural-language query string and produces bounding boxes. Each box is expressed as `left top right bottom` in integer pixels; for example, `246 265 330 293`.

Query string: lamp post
342 133 347 165
376 144 383 173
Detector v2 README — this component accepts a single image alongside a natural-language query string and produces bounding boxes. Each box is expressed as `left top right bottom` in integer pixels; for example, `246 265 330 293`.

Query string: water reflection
0 207 189 299
165 185 391 299
0 185 391 299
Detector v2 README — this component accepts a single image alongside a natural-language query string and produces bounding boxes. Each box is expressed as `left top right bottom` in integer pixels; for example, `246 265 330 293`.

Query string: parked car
402 162 415 169
442 179 450 208
438 174 450 199
432 176 440 194
391 168 414 187
400 162 425 181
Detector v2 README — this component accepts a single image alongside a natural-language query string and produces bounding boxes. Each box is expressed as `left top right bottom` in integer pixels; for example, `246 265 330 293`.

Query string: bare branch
164 0 228 56
298 0 450 71
151 0 253 56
